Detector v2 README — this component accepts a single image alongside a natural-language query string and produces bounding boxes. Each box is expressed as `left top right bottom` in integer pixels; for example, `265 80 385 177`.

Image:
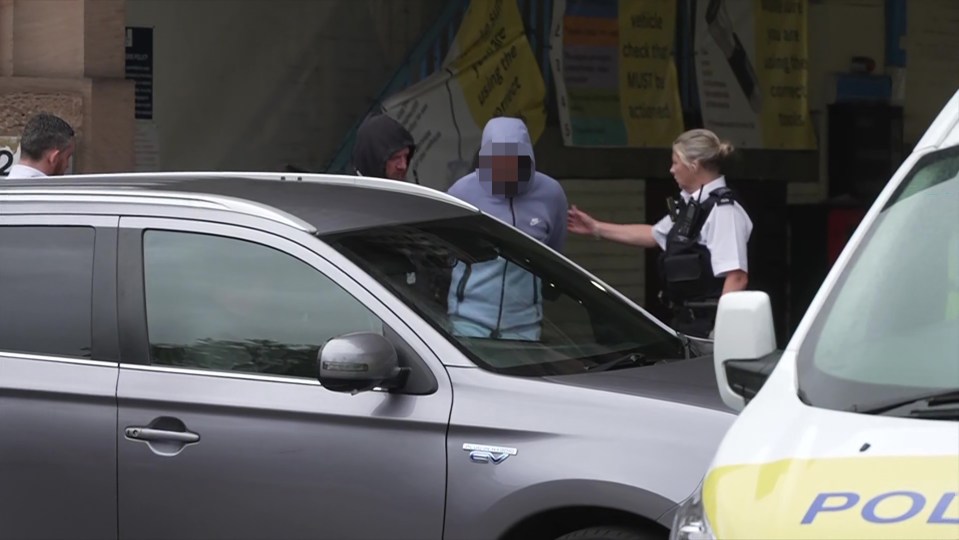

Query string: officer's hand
567 205 598 236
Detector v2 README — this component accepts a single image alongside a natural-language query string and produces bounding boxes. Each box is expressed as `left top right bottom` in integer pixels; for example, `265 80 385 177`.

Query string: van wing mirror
724 351 783 403
713 291 779 411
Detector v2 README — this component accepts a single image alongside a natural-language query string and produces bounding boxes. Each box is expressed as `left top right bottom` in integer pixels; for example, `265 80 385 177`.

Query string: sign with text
694 0 816 149
125 26 154 121
381 0 547 190
0 136 21 177
549 0 683 147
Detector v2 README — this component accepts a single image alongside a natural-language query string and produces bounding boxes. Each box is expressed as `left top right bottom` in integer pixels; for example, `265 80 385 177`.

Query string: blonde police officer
567 129 753 338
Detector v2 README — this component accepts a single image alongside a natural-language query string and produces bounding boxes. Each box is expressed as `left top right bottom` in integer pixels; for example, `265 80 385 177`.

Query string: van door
115 218 451 540
0 215 119 540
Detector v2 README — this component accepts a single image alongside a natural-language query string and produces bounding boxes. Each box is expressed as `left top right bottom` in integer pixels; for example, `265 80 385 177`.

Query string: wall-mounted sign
125 26 154 121
0 136 21 177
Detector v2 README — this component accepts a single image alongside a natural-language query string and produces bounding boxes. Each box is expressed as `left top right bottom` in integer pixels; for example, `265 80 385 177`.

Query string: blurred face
491 155 518 182
479 142 532 197
669 149 696 192
384 147 410 181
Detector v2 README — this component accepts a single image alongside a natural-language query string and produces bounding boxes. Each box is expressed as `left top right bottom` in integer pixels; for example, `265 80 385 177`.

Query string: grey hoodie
446 117 568 340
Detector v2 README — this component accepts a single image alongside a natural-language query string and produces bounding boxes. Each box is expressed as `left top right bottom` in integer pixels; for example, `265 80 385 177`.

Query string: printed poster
550 0 684 147
379 0 547 190
694 0 816 149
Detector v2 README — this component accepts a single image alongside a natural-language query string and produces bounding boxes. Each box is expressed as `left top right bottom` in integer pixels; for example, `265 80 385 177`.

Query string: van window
142 231 382 379
797 147 959 412
0 226 95 358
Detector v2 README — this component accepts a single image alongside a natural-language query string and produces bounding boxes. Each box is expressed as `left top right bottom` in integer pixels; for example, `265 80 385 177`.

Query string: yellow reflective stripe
704 455 959 540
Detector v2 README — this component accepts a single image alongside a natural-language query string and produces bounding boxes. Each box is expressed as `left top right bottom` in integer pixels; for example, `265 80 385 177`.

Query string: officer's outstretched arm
593 222 658 248
568 205 657 248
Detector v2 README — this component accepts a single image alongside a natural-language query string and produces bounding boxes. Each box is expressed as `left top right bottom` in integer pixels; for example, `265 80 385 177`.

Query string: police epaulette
713 188 736 206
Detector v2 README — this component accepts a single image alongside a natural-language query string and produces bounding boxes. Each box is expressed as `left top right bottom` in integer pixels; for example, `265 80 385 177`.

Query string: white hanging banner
694 0 816 149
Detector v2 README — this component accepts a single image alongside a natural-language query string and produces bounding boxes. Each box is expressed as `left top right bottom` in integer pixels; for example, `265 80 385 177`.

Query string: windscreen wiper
851 388 959 418
585 352 649 373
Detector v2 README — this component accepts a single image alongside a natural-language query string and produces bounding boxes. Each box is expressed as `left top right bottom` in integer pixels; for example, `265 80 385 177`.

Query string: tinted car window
142 231 382 378
0 226 95 358
325 216 688 377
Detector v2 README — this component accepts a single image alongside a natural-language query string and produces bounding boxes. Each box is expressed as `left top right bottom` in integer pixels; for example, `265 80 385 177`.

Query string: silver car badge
463 443 517 464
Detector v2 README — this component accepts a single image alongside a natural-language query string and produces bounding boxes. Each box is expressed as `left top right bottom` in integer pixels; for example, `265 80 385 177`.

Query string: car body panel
442 366 735 539
0 172 737 540
0 214 120 540
114 217 453 540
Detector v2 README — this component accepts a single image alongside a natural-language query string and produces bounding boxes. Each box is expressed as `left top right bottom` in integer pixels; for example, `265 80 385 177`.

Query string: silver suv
0 173 735 540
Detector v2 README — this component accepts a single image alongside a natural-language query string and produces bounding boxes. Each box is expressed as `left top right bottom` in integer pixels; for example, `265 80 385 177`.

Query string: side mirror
318 332 409 394
713 291 781 411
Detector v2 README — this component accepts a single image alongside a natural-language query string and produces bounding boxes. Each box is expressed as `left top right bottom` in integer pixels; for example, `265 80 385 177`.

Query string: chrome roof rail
0 189 317 232
47 171 480 212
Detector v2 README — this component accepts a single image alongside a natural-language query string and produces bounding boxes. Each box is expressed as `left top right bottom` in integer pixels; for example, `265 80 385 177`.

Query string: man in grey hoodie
446 117 568 340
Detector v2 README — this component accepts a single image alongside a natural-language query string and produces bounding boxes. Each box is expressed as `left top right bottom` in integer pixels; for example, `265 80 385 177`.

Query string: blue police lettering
862 491 924 523
929 492 959 524
803 491 959 525
802 493 859 524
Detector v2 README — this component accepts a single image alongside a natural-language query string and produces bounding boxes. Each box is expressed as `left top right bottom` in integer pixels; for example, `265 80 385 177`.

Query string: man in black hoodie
350 113 451 310
351 113 416 182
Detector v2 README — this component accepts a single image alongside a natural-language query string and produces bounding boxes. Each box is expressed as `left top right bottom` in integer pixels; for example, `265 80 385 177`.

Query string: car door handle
125 427 200 444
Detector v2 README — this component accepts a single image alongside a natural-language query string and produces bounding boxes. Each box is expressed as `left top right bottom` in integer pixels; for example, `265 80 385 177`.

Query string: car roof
0 172 478 234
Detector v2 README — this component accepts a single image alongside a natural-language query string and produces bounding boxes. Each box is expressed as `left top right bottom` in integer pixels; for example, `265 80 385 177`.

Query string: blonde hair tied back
673 128 734 171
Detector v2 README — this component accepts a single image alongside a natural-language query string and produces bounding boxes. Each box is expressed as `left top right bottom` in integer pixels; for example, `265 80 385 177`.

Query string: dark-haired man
351 113 415 182
6 113 75 179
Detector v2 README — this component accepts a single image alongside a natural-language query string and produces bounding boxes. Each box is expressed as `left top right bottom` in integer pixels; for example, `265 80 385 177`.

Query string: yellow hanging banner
381 0 548 190
446 0 548 141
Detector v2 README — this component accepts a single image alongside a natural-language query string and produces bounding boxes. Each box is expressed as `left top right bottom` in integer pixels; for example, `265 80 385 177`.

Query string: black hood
351 114 416 180
544 356 734 412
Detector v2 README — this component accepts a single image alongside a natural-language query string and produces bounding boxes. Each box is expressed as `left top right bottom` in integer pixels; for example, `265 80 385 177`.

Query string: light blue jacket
446 118 568 340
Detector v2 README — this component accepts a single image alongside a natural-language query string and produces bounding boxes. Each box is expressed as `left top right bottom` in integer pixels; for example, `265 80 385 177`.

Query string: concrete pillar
0 0 133 173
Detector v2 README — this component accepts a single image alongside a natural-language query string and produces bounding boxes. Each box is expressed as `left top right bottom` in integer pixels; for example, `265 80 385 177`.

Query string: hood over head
352 113 416 180
477 117 536 197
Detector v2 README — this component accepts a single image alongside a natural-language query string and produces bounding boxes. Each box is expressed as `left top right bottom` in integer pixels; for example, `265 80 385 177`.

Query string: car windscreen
323 215 687 376
796 145 959 413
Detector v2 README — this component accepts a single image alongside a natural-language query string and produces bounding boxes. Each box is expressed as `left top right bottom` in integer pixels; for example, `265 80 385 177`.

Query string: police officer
567 129 752 338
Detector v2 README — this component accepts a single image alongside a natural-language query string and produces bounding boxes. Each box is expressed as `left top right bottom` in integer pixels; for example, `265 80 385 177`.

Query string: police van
671 89 959 540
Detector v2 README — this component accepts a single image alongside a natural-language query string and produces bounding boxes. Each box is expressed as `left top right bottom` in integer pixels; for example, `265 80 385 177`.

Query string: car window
142 230 382 379
0 226 95 358
324 216 687 377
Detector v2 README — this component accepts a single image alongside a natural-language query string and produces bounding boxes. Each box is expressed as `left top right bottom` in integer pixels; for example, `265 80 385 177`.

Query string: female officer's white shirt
651 176 753 277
